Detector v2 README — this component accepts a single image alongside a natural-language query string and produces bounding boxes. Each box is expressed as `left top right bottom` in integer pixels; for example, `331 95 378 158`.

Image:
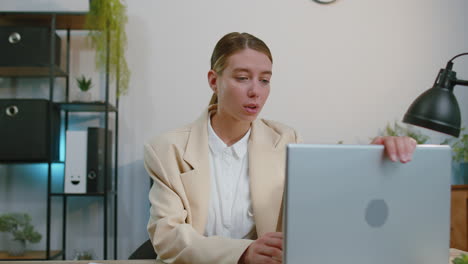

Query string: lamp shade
403 86 461 137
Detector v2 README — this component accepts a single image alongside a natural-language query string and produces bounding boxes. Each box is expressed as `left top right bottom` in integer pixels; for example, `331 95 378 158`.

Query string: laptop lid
284 144 451 264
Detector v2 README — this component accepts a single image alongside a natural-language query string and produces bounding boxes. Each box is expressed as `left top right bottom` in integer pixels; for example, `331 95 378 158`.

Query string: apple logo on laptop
365 199 389 227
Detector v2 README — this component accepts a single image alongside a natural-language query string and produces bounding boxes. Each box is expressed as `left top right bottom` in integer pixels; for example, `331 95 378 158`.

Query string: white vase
76 91 92 102
8 239 26 256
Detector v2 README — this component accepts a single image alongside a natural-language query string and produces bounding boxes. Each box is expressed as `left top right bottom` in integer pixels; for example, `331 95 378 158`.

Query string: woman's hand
371 136 417 163
239 232 283 264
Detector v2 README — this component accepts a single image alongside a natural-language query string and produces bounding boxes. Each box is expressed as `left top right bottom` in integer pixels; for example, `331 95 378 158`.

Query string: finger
384 137 398 162
272 255 283 263
253 254 282 264
264 237 283 250
407 137 417 161
399 137 417 163
264 232 283 239
395 137 408 163
258 246 283 260
371 136 384 145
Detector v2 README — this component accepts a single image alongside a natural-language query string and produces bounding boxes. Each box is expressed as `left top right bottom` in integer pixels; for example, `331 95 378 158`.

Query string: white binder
64 130 87 193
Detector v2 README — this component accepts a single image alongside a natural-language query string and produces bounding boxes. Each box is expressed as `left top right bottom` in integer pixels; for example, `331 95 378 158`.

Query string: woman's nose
247 82 260 98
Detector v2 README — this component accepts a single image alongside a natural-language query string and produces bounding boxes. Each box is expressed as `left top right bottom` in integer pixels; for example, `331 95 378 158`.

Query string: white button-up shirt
204 117 256 239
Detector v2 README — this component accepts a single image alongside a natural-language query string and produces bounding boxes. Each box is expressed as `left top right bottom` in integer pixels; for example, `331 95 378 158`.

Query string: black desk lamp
403 53 468 137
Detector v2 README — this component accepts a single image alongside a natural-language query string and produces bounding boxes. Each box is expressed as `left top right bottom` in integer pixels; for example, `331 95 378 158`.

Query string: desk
1 248 466 264
451 185 468 251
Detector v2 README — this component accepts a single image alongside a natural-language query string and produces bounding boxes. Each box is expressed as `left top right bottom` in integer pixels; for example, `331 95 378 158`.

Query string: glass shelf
0 250 62 260
0 66 67 77
0 160 63 165
57 102 117 112
0 13 90 30
50 191 117 197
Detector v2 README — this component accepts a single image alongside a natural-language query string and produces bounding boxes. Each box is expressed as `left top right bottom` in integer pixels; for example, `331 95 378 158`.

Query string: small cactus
76 75 93 92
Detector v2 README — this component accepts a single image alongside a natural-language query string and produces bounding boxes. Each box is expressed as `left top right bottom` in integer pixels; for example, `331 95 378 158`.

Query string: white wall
1 0 468 260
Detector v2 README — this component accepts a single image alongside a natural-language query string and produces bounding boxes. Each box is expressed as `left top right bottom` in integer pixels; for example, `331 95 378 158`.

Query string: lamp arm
454 79 468 86
442 52 468 89
448 52 468 63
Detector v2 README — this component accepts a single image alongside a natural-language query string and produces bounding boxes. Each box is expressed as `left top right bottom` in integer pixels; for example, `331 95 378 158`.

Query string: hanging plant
86 0 130 97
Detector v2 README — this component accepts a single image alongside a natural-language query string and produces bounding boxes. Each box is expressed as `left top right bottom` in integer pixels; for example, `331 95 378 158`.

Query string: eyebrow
232 68 272 75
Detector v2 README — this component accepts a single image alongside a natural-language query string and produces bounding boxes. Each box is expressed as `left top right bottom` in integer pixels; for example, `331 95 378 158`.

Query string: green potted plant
453 254 468 264
441 128 468 184
380 122 468 184
76 75 93 102
73 249 94 260
86 0 130 97
0 213 42 256
379 121 430 144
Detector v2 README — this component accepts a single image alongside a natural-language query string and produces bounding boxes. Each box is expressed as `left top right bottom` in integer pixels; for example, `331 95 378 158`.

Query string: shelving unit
0 250 62 260
0 11 118 260
57 102 118 112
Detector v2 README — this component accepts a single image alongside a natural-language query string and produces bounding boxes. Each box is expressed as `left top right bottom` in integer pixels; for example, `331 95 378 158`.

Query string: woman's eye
261 79 270 85
236 77 249 81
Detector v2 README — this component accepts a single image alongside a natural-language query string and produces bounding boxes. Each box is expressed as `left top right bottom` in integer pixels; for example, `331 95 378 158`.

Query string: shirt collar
208 115 250 159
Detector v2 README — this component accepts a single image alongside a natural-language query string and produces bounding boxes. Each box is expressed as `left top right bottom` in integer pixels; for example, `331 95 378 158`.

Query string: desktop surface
0 248 465 264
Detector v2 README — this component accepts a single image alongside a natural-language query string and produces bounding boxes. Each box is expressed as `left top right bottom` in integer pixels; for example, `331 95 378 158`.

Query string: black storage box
0 27 61 67
0 99 61 162
87 127 113 193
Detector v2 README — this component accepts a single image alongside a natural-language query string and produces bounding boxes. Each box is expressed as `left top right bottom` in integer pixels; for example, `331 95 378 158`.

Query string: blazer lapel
180 108 286 236
180 107 213 234
249 120 285 236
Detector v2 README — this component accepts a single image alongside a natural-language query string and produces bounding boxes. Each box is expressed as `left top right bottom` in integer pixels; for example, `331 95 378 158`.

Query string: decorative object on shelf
86 0 130 97
73 249 94 260
0 27 61 68
75 75 93 102
0 99 61 162
379 121 430 144
0 213 42 256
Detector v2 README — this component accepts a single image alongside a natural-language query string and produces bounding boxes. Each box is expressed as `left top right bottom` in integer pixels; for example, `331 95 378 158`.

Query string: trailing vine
86 0 130 97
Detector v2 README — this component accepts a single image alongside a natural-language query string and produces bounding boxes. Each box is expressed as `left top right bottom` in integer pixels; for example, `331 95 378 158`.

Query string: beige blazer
144 105 301 264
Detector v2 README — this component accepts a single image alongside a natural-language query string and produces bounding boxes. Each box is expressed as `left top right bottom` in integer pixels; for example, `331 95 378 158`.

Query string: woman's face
208 48 272 123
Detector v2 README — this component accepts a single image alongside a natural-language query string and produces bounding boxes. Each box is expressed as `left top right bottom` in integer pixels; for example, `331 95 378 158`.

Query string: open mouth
244 104 259 114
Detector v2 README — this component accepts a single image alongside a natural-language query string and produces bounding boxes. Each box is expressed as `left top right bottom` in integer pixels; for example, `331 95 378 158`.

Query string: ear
207 70 218 94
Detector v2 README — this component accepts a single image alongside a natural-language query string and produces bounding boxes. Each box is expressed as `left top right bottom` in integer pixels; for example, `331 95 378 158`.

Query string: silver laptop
284 144 451 264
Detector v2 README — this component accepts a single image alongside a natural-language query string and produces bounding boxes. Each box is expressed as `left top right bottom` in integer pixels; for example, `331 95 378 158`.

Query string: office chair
128 239 157 259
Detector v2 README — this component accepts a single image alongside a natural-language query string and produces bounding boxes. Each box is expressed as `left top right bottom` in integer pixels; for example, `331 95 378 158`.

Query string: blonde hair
209 32 273 105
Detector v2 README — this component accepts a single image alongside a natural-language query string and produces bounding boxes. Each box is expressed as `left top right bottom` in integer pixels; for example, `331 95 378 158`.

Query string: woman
144 32 416 264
